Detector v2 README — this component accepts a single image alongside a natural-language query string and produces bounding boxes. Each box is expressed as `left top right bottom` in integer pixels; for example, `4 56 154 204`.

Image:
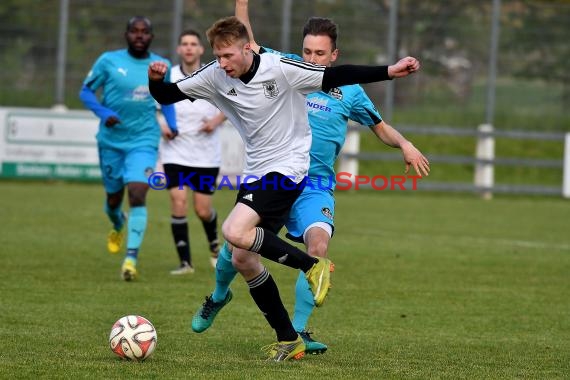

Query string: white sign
0 107 245 182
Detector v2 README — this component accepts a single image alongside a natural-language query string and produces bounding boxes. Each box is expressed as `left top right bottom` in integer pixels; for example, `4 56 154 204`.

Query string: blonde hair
206 16 249 48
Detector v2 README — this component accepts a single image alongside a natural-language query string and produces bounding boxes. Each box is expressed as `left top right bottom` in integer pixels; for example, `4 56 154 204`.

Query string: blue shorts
285 186 335 243
98 146 158 193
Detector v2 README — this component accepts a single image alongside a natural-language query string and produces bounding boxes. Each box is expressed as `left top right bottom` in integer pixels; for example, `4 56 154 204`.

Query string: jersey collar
239 52 260 84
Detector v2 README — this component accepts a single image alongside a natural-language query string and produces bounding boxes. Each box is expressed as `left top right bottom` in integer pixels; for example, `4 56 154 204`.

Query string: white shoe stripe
314 268 324 303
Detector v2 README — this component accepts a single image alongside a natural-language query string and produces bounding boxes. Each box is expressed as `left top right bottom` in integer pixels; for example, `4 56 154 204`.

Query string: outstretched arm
235 0 260 53
371 121 430 177
322 56 420 92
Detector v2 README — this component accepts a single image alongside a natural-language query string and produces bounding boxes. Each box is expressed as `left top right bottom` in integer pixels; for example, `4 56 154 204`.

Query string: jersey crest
321 207 333 220
262 80 279 98
328 87 343 100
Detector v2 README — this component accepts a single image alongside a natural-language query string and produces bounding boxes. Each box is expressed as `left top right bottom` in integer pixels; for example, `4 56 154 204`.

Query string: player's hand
401 141 430 177
105 115 121 127
148 61 168 81
162 129 178 140
159 122 177 140
199 118 217 134
388 57 420 79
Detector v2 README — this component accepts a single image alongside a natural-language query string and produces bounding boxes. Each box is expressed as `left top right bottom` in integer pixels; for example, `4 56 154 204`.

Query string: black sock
171 216 191 265
249 227 317 272
201 209 218 245
247 268 298 342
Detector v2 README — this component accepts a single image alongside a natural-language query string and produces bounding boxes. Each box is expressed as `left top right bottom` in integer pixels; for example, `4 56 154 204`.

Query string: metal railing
338 123 570 198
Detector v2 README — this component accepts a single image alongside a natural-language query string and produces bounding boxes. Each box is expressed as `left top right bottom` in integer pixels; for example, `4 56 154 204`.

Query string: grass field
1 181 569 379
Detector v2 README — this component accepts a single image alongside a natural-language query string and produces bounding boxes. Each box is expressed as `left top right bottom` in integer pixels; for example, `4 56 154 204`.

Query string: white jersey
160 65 222 167
175 53 325 183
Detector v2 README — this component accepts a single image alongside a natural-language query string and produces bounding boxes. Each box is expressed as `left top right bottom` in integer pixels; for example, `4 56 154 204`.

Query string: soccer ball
109 315 157 361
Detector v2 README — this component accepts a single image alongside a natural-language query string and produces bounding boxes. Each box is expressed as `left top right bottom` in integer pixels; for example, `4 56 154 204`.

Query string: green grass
1 181 569 379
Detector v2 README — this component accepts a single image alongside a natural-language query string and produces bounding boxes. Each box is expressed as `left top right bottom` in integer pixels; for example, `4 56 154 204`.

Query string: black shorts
235 172 303 233
163 164 220 195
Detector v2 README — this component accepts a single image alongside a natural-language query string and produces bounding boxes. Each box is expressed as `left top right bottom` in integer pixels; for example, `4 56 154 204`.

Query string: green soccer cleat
262 335 306 361
191 290 233 333
121 257 137 282
305 257 334 307
298 330 328 355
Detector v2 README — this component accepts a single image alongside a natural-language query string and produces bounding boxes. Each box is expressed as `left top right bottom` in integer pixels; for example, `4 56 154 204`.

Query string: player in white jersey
189 1 429 356
160 30 227 275
148 16 419 361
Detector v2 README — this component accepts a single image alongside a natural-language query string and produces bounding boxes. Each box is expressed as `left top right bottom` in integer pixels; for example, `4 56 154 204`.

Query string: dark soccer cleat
191 290 233 333
298 330 328 355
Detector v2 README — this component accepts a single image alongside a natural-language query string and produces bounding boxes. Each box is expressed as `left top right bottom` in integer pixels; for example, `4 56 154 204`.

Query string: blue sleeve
349 86 383 127
79 84 119 123
161 103 177 133
260 46 302 61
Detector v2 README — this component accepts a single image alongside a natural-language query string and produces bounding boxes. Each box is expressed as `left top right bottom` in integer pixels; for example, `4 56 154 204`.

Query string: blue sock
212 242 238 303
105 203 124 230
126 206 147 259
292 270 315 332
125 250 138 262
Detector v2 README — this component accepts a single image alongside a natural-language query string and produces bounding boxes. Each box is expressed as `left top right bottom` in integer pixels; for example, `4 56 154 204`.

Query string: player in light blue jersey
189 0 430 355
79 16 177 281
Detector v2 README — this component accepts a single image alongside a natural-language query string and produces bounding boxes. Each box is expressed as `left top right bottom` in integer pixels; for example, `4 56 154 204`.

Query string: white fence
2 106 567 198
338 123 570 198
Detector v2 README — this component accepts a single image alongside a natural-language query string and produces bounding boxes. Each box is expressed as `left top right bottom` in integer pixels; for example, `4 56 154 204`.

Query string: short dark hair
302 17 338 50
206 16 249 48
179 29 202 44
126 16 152 32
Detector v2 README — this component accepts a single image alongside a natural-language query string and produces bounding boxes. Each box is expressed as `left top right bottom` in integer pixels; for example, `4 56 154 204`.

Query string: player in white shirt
148 16 419 361
160 30 227 275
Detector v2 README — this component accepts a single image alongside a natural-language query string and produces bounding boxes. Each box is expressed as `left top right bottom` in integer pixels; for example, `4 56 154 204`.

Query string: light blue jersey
262 48 382 190
83 49 171 150
261 47 383 242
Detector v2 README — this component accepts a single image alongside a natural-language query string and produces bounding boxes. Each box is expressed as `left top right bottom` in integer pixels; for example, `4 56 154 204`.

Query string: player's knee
106 190 123 209
129 195 146 207
172 198 187 213
107 197 122 210
194 204 211 221
221 221 244 247
128 184 148 206
231 252 260 276
231 254 247 271
307 240 329 258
